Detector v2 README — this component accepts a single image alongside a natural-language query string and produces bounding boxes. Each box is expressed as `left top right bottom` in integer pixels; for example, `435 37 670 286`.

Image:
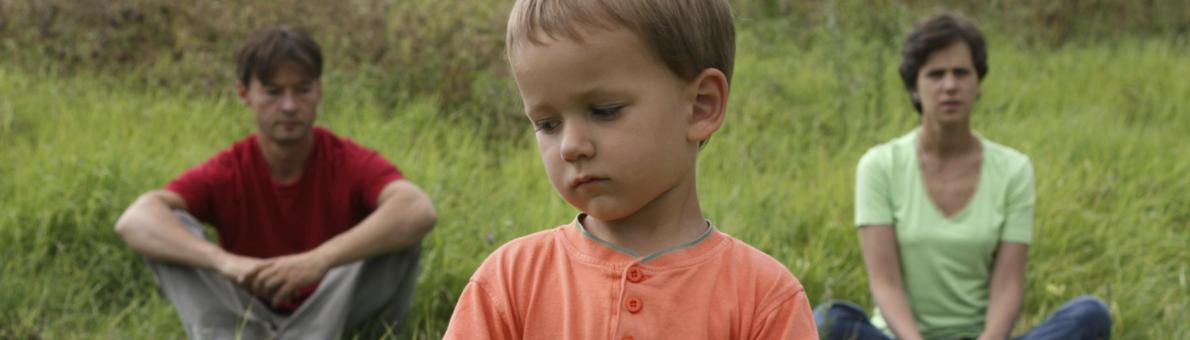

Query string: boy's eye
590 105 622 119
265 88 283 96
533 119 560 133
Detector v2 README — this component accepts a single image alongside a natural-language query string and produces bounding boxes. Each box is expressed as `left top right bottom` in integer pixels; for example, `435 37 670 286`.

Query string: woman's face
913 41 981 126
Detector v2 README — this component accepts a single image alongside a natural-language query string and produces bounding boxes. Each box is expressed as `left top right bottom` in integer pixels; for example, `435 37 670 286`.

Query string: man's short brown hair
506 0 736 84
899 12 988 113
235 26 323 86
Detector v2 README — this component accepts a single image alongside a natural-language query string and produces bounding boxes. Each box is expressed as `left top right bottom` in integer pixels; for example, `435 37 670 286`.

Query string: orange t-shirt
445 218 818 339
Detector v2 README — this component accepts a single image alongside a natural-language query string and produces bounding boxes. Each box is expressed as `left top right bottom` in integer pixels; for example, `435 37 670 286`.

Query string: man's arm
979 242 1028 340
247 179 437 305
314 179 437 266
114 190 262 281
859 224 925 340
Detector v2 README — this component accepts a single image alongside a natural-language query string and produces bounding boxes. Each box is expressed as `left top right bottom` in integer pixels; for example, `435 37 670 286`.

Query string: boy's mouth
571 175 607 189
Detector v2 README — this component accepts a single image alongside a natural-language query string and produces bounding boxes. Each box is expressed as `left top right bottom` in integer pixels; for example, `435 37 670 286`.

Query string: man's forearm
310 181 437 268
114 192 228 271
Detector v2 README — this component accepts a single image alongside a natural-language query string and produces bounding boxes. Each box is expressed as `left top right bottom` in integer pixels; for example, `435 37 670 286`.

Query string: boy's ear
686 68 729 143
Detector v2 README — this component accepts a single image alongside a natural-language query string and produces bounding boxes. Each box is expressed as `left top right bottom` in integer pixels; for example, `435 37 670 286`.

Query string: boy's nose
560 124 594 162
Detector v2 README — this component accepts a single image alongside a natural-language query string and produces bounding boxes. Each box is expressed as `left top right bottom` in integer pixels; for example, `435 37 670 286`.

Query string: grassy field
1 3 1188 339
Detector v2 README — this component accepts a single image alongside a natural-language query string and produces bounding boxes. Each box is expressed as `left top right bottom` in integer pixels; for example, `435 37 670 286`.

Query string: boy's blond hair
507 0 735 83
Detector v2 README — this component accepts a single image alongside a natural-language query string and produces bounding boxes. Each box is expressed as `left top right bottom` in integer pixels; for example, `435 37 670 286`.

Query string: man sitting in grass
114 26 437 339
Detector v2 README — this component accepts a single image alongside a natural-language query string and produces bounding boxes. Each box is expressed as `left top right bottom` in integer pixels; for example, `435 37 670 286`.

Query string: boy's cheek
542 166 566 190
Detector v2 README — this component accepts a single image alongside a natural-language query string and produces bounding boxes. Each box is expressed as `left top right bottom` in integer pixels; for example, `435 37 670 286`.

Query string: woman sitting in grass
813 12 1112 340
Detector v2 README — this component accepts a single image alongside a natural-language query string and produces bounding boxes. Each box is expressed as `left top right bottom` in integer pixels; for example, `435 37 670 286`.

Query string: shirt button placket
624 266 645 313
621 265 645 340
625 296 643 313
627 267 645 283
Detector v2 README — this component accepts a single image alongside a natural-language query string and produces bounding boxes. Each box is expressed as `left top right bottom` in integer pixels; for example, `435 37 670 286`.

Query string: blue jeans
813 296 1112 340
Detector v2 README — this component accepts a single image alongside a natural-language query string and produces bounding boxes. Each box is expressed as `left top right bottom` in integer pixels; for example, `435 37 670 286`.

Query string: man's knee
368 242 422 275
393 242 422 261
321 243 423 293
171 210 207 238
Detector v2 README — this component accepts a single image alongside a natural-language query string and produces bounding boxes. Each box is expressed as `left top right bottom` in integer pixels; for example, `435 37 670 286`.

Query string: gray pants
147 212 421 340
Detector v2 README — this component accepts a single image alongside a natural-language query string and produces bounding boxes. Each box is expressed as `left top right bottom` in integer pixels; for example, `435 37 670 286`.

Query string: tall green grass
2 8 1187 340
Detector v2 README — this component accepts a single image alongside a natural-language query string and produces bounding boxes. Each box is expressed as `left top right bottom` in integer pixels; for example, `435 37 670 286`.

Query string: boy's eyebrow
575 86 633 104
522 83 633 117
523 105 544 117
524 101 558 118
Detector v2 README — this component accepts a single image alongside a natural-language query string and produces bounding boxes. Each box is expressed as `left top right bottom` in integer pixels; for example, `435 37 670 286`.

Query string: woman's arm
859 225 924 340
979 242 1029 340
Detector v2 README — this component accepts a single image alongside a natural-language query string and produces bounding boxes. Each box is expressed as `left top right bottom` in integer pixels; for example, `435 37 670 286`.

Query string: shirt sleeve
855 147 894 227
1000 157 1034 244
443 279 517 340
165 157 225 223
749 288 819 340
353 150 404 209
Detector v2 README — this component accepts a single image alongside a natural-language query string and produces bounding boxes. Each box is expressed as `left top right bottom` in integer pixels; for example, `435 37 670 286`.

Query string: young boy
444 1 817 339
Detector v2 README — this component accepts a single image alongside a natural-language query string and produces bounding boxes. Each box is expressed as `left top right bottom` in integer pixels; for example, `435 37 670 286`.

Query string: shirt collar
560 213 727 267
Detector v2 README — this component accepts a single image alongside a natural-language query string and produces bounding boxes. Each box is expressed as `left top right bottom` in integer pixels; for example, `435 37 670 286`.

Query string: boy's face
237 61 321 146
511 27 706 222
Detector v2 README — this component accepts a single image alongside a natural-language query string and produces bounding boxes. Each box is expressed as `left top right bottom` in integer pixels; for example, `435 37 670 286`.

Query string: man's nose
280 92 300 112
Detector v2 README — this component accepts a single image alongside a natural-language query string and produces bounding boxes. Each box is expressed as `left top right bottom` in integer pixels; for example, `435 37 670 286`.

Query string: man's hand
214 253 266 284
242 252 332 306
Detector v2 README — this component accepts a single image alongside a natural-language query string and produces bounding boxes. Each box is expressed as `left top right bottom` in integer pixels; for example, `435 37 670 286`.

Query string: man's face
511 27 702 222
913 41 980 125
237 62 321 146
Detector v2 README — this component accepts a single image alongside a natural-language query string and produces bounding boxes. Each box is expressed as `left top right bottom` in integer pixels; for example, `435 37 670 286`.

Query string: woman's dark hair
899 12 987 113
235 26 323 86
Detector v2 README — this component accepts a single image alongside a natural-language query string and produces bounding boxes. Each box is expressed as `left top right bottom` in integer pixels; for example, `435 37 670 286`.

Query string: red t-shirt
166 126 403 311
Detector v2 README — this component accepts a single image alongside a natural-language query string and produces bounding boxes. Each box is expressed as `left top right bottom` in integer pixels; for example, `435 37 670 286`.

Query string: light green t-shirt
855 129 1035 340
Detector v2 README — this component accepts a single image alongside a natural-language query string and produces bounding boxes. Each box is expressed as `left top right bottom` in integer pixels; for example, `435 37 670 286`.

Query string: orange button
623 336 635 340
627 267 645 283
625 297 643 313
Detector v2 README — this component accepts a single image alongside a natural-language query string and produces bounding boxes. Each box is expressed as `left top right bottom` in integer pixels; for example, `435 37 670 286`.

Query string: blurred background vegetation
1 0 1186 339
1 0 1186 136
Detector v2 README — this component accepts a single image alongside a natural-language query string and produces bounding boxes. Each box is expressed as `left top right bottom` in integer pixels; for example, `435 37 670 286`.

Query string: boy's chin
576 203 636 223
582 211 622 223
